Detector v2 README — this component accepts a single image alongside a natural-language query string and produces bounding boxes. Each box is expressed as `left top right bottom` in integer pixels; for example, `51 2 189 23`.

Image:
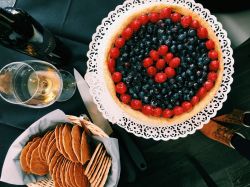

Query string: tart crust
103 3 223 126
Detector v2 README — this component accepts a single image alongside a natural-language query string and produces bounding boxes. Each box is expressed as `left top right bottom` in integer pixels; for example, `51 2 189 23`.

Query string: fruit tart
104 3 223 125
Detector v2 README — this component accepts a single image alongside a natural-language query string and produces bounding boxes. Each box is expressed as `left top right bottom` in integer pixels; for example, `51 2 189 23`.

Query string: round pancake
68 161 78 187
59 125 70 160
45 137 56 162
30 147 48 176
53 155 64 187
26 138 41 169
74 162 85 187
20 141 33 173
62 125 78 162
80 131 91 165
65 160 75 187
47 140 58 164
60 157 69 187
39 131 53 161
49 151 62 174
38 131 51 161
55 125 61 152
71 125 82 162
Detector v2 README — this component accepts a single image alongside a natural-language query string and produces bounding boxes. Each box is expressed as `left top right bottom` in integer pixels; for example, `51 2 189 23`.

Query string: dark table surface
1 0 250 187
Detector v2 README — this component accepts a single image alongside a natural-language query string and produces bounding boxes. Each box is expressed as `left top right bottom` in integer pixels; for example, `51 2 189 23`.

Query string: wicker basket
27 115 109 187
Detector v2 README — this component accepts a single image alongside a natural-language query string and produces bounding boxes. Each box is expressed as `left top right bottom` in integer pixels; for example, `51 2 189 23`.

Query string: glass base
57 70 76 102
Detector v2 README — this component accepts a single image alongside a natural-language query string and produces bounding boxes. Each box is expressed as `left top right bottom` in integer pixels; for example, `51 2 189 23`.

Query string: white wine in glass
0 60 76 108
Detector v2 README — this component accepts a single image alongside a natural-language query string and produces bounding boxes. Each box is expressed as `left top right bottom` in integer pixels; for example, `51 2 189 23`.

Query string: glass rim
0 60 63 108
0 61 41 106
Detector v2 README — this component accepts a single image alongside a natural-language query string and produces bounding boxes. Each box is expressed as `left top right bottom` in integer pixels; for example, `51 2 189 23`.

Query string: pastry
105 4 223 125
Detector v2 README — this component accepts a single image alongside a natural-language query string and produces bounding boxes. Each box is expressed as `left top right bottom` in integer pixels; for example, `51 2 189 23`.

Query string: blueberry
167 104 173 109
189 64 195 70
164 39 172 45
143 96 150 104
188 29 196 37
190 75 195 81
169 78 175 84
173 84 178 89
116 65 124 71
157 28 165 35
199 42 206 48
147 26 153 34
132 93 139 99
188 37 195 45
149 89 154 96
154 87 160 94
134 47 140 54
198 78 204 84
198 61 203 68
176 76 183 82
164 18 172 25
188 81 194 87
161 88 168 95
189 90 194 96
175 101 180 106
177 44 184 50
191 52 197 58
181 62 188 68
173 93 179 100
157 83 163 89
156 94 162 99
142 84 150 91
186 69 192 76
134 85 140 92
203 66 208 71
180 49 187 56
196 70 202 77
202 71 207 78
170 98 176 104
171 27 178 33
160 34 168 40
178 34 186 41
181 72 186 78
172 40 177 45
160 103 166 109
145 41 151 47
203 57 210 64
150 99 158 107
193 83 199 89
129 88 135 95
187 45 194 51
138 91 145 98
170 45 177 53
162 82 168 87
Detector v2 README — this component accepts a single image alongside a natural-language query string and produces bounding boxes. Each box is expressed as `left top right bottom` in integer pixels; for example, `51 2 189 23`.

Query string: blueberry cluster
115 18 209 109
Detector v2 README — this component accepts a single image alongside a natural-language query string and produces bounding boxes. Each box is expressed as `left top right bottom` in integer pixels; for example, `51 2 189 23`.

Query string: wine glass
0 60 76 108
0 0 16 8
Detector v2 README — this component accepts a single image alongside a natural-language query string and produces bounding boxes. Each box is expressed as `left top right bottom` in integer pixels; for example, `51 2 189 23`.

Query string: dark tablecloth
1 0 250 187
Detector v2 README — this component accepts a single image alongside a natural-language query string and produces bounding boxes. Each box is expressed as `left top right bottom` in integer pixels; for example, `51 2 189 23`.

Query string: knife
74 69 147 171
74 69 113 135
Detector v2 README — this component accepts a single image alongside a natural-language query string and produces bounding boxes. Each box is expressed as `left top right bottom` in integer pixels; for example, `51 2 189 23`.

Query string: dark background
1 0 250 186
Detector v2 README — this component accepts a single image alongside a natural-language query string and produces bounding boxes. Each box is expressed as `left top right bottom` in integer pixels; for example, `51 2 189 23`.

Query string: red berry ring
107 7 220 119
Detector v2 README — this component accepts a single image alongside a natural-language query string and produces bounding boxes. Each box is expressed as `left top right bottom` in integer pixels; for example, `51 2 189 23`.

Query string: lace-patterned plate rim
85 0 234 141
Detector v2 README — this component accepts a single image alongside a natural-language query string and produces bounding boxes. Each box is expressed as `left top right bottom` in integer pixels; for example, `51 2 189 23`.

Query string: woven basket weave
27 115 109 187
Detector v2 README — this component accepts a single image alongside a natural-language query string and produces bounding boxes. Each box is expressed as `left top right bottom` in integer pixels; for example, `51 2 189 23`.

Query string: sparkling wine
25 70 62 105
0 7 71 66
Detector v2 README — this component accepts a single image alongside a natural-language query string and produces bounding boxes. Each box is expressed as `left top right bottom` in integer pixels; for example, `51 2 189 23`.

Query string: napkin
0 109 120 187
